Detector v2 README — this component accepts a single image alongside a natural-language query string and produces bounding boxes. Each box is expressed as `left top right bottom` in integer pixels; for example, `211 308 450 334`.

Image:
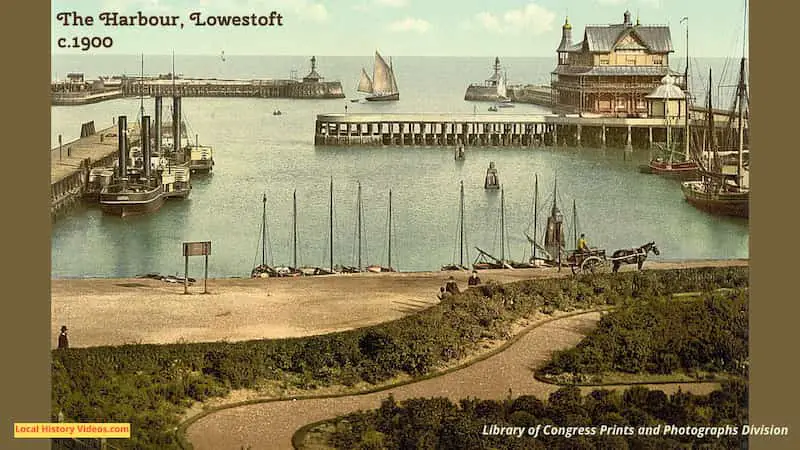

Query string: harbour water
51 55 748 278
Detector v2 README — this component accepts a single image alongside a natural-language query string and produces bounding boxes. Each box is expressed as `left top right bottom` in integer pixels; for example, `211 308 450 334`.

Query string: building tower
557 17 572 65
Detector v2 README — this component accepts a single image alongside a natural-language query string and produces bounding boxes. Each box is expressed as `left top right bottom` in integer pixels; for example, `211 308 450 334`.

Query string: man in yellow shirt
577 234 589 253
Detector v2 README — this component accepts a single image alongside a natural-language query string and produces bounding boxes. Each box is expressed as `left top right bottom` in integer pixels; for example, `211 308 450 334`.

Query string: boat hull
99 185 165 217
365 92 399 102
681 181 749 218
639 161 699 180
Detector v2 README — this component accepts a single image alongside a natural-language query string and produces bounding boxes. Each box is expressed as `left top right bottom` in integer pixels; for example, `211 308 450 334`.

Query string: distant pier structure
464 57 504 101
123 56 344 99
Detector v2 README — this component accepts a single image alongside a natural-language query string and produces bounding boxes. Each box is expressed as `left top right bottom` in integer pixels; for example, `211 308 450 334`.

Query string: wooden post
184 254 189 294
601 125 606 148
626 125 633 151
203 253 209 294
59 134 62 160
576 124 582 147
649 127 653 148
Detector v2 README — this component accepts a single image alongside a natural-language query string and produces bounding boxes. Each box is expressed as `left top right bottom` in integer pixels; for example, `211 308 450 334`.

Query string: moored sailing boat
680 60 749 218
366 189 397 273
442 181 470 271
357 51 399 102
251 193 279 278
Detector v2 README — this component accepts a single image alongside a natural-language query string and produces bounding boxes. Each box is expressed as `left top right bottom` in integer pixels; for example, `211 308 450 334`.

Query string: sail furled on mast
357 68 373 93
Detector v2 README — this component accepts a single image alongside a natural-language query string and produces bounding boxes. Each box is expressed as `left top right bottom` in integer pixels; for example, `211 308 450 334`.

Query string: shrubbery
319 380 749 450
540 288 749 378
52 266 748 449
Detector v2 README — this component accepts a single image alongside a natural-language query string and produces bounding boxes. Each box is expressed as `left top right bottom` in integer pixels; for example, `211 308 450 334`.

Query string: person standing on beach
58 325 69 349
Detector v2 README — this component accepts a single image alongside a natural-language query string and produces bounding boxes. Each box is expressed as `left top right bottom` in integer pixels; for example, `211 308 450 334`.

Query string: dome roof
646 74 684 99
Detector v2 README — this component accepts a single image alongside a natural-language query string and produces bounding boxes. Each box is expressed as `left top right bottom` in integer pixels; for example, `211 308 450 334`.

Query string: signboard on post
182 241 211 294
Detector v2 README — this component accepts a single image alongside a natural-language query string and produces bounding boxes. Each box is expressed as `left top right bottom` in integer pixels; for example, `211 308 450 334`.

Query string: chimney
154 96 162 156
142 116 151 181
172 96 181 158
117 116 127 180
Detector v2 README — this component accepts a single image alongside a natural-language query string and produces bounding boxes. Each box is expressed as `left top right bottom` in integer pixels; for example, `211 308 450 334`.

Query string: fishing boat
484 162 500 189
487 105 498 112
524 177 568 267
99 115 165 217
366 189 396 273
442 181 470 271
357 51 399 102
273 109 282 116
187 133 214 174
680 62 749 218
639 34 698 179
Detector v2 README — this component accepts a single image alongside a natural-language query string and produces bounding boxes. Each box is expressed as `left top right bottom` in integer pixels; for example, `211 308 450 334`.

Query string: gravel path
184 312 720 450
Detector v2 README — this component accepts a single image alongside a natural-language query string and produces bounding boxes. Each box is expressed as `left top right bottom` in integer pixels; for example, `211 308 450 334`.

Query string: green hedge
540 288 749 378
52 266 748 449
317 380 748 450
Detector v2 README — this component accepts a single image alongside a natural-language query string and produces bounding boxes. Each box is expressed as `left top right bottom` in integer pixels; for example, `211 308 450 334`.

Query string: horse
611 242 660 273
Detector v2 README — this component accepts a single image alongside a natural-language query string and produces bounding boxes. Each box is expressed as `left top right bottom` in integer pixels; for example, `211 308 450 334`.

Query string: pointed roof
571 19 672 53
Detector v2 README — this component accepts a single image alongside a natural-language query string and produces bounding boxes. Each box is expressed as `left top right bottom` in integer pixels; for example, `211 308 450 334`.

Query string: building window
600 56 609 65
653 55 663 65
626 57 637 66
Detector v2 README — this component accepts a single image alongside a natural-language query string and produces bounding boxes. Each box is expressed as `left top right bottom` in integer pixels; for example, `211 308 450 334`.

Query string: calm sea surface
51 55 748 278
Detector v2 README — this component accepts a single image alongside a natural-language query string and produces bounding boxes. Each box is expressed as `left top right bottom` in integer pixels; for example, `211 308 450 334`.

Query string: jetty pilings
314 113 716 149
50 121 140 221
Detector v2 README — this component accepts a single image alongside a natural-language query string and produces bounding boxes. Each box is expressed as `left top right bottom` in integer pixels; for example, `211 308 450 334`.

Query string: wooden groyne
50 121 139 220
314 113 700 149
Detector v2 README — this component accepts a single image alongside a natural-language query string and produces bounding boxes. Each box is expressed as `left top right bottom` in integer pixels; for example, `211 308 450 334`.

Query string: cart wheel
581 256 605 274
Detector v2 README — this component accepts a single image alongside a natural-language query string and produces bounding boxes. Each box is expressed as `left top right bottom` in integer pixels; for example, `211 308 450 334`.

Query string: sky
51 0 749 57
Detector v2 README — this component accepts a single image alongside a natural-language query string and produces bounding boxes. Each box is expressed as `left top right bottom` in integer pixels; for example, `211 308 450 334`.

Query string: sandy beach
51 259 747 349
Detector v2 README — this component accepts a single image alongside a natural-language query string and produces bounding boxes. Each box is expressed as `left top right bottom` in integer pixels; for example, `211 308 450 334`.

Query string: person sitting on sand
444 276 460 295
437 286 451 300
468 271 481 286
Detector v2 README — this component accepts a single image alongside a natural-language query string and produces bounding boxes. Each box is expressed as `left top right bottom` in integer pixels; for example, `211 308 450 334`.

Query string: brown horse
612 242 660 273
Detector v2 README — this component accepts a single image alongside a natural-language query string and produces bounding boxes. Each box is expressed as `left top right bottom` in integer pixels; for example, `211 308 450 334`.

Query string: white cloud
389 17 431 33
472 3 555 35
376 0 407 7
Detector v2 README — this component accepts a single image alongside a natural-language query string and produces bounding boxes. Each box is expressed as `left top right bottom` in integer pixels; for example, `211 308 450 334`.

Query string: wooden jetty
50 121 140 220
314 113 747 149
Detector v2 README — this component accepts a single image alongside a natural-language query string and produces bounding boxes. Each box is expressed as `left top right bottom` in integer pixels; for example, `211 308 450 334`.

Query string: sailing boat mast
330 177 334 272
708 68 716 172
388 189 393 269
736 2 747 187
293 190 297 268
500 186 505 262
459 180 465 267
533 174 538 262
681 16 690 160
357 181 362 271
572 199 577 249
261 193 267 267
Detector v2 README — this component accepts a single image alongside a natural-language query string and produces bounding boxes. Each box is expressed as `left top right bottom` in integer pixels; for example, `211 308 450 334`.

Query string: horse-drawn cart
566 242 660 275
566 248 608 274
